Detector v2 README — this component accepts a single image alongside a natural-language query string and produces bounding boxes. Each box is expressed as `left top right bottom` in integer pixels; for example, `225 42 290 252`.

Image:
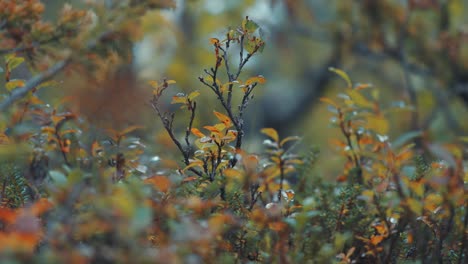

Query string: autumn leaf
144 175 171 193
213 111 232 128
5 79 26 92
261 128 279 143
242 17 259 33
6 55 25 71
245 75 266 86
329 67 352 89
191 128 205 138
210 38 220 45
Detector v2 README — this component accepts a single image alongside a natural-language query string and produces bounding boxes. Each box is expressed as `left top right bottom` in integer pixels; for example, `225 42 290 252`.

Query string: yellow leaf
188 90 200 101
166 80 176 84
119 125 144 136
37 80 58 89
6 56 25 71
148 80 158 88
366 115 389 135
280 136 300 147
320 97 339 108
223 168 243 179
41 126 56 134
220 81 239 93
424 193 443 212
407 198 423 215
183 159 204 171
171 95 187 104
5 79 25 92
347 89 373 108
329 67 352 89
261 128 279 143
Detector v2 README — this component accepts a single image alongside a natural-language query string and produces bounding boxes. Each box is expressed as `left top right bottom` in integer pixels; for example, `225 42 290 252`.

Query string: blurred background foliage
133 0 468 177
0 1 467 262
2 0 468 178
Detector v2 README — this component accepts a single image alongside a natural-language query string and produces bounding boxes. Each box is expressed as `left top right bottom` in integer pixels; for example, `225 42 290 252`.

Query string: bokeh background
39 0 468 178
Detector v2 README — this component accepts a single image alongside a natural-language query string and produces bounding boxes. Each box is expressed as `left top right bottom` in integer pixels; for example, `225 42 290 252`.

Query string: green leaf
7 56 25 71
242 18 259 33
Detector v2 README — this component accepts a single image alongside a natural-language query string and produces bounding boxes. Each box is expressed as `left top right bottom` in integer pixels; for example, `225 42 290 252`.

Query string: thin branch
0 59 71 111
0 30 117 112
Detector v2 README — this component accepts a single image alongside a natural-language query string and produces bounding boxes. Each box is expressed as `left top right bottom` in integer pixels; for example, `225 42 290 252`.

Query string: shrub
0 2 466 263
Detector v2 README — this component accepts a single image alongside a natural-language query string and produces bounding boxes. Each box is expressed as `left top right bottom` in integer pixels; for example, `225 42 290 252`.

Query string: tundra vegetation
0 1 466 263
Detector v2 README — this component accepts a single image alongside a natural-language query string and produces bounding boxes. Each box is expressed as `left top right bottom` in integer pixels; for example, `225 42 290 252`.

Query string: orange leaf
370 235 384 245
320 97 339 108
213 111 232 128
91 140 103 157
144 175 171 193
245 75 266 86
191 128 205 138
119 125 144 136
30 198 53 216
182 176 198 183
210 38 220 45
268 221 287 231
0 208 17 224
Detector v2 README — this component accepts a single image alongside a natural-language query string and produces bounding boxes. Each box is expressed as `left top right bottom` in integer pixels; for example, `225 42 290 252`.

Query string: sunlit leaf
329 67 352 89
148 80 158 88
6 56 25 71
91 140 103 157
261 128 279 143
366 115 389 135
280 136 300 147
223 168 243 179
320 97 339 109
213 111 232 128
407 198 423 215
171 94 187 104
120 125 144 136
347 89 373 108
245 75 266 86
37 80 59 89
182 176 198 183
191 128 205 138
188 90 200 101
210 38 220 45
5 79 25 92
